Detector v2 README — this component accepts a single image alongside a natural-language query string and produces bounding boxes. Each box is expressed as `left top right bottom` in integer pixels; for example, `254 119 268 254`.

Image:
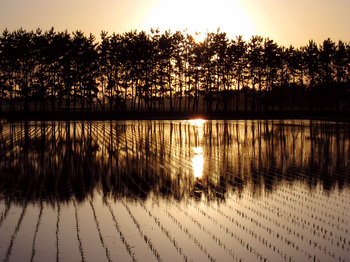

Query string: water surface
0 120 349 261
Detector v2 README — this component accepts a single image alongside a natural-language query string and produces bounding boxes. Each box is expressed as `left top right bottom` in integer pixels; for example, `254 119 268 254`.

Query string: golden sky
0 0 349 47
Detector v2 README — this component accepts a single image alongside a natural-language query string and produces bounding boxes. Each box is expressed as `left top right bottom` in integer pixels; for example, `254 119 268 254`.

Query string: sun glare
143 0 255 40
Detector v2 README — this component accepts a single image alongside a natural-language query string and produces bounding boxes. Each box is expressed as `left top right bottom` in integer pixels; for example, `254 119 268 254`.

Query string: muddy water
0 120 349 261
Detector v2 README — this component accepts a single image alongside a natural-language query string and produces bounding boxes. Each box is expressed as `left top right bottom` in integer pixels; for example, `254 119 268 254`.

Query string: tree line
0 27 349 113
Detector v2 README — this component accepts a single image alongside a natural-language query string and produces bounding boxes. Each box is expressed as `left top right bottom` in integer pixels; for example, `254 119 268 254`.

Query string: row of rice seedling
89 200 112 262
123 198 201 262
120 200 163 261
30 205 43 262
104 199 137 261
0 205 27 262
140 201 189 261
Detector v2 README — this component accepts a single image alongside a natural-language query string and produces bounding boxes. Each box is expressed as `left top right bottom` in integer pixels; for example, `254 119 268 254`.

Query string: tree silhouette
0 29 13 111
285 46 305 110
229 35 247 111
333 41 348 111
246 35 263 111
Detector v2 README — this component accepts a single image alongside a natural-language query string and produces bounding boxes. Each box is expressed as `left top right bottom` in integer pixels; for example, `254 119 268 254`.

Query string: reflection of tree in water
0 120 349 205
244 121 350 194
0 121 100 204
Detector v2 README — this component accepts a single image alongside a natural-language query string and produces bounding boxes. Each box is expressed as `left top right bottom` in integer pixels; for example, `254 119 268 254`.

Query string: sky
0 0 349 47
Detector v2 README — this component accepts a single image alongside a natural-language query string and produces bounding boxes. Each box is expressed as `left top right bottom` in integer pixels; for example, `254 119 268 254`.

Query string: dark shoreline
1 110 350 122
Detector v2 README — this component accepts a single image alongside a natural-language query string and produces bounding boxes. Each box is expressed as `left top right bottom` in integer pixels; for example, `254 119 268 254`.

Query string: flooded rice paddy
0 119 349 262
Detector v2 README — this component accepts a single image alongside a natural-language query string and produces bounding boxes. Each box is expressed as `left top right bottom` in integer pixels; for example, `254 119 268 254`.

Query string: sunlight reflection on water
188 118 206 179
187 118 206 127
192 146 204 178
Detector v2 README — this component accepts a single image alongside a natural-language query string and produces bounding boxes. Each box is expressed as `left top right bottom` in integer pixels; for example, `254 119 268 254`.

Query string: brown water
0 120 349 261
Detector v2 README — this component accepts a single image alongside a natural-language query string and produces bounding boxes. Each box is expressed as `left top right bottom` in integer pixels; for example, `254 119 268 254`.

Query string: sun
142 0 256 41
193 31 206 43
